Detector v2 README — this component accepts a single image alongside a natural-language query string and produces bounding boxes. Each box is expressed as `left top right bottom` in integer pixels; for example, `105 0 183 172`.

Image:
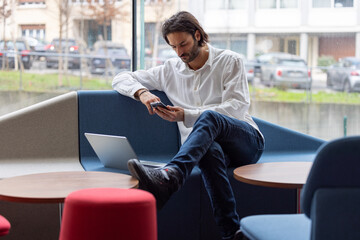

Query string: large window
0 0 359 140
0 0 132 116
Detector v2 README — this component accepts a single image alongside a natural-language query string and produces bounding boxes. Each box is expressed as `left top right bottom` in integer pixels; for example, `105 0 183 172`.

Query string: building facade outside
2 0 183 55
190 0 360 67
1 0 360 67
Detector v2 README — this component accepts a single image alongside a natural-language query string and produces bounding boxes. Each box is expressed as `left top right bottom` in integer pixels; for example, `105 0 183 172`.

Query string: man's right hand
135 89 160 115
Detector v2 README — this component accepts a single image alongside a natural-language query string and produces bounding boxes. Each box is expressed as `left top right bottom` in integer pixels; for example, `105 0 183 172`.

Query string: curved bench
0 90 325 240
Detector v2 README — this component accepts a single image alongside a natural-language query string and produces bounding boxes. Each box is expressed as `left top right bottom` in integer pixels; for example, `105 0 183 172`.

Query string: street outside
28 58 332 93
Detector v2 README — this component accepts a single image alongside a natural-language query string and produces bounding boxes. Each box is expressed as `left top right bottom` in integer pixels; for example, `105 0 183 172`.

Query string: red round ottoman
59 188 157 240
0 215 10 237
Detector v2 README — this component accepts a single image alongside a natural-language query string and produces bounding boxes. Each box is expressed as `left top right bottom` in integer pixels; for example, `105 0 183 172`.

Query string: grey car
89 41 131 75
46 38 81 69
259 53 311 89
0 39 34 69
326 57 360 92
242 58 260 84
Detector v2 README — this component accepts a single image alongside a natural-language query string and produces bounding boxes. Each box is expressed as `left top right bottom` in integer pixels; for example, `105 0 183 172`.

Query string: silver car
326 57 360 92
259 53 311 89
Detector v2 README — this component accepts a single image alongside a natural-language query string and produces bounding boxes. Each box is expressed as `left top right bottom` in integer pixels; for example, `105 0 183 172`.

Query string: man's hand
136 89 160 115
153 106 184 122
135 89 184 122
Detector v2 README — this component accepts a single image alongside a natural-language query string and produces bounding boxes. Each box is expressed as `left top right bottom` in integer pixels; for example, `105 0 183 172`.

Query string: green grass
1 70 359 105
250 86 360 105
0 70 112 92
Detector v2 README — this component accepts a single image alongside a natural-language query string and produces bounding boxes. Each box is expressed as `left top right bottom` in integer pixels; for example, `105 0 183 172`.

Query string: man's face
167 31 201 64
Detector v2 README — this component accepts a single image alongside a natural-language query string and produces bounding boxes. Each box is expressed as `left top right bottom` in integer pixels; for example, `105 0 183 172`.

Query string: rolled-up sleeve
112 66 165 99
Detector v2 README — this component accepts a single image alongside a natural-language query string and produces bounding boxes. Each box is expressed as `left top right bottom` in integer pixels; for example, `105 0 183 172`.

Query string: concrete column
188 0 204 24
248 0 256 26
357 0 360 25
356 33 360 58
311 36 319 67
300 33 308 61
300 0 309 25
247 33 256 60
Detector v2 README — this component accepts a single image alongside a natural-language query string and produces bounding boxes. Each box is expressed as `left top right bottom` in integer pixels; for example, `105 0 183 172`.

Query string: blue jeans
166 111 264 239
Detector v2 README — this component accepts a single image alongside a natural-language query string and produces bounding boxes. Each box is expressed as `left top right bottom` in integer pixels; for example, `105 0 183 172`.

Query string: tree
0 0 12 70
147 0 174 68
57 0 72 86
85 0 130 79
86 0 129 41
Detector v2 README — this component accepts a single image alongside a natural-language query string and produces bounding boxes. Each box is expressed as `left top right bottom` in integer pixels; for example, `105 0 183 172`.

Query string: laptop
84 133 166 170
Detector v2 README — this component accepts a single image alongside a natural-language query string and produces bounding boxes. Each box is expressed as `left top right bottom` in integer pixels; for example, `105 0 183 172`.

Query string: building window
313 0 331 7
313 0 353 8
71 0 122 4
21 25 46 40
19 0 45 6
258 0 298 9
229 0 246 9
280 0 297 8
334 0 353 7
206 0 246 10
206 0 226 10
144 0 171 4
210 34 248 57
259 0 276 9
230 39 247 56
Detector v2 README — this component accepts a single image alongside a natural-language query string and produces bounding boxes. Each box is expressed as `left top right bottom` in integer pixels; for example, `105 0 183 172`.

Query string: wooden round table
233 162 313 213
0 171 138 203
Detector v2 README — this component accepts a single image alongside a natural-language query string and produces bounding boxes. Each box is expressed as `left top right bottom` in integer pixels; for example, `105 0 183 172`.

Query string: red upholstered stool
0 215 10 237
59 188 157 240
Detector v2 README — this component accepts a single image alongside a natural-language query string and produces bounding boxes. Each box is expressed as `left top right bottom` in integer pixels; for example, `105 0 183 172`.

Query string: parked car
258 53 311 89
144 45 178 69
238 54 261 84
254 52 294 78
89 41 131 75
156 47 178 65
0 39 34 69
21 36 50 60
326 57 360 92
45 38 81 69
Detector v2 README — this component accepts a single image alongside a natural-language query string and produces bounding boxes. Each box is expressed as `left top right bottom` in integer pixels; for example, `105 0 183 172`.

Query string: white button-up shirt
113 45 262 144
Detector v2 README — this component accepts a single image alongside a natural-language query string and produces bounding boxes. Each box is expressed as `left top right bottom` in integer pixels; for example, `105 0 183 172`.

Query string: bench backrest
77 90 180 168
253 117 324 153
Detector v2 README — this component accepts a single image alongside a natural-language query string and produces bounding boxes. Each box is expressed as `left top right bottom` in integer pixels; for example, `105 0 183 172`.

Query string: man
112 11 264 240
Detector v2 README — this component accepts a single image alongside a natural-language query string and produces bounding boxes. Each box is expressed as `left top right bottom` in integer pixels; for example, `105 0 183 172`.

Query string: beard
179 40 200 63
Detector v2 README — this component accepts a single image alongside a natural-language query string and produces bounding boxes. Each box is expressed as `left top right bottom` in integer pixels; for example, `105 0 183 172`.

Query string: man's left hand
154 105 184 122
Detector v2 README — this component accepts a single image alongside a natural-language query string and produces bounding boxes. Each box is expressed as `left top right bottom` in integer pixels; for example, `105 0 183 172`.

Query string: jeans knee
194 110 220 129
199 110 219 122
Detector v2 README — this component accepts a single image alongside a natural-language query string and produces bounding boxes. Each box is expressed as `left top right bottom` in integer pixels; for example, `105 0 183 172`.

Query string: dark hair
162 11 209 47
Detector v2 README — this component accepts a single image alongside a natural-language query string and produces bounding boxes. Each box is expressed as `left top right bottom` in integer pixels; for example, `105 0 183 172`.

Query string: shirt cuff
183 109 201 128
130 85 148 100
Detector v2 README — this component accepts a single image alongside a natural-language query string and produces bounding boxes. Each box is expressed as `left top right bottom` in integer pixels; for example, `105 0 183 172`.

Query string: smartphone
150 101 168 110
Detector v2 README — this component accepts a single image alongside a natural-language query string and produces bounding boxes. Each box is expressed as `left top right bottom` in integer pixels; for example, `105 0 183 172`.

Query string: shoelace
148 168 170 182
